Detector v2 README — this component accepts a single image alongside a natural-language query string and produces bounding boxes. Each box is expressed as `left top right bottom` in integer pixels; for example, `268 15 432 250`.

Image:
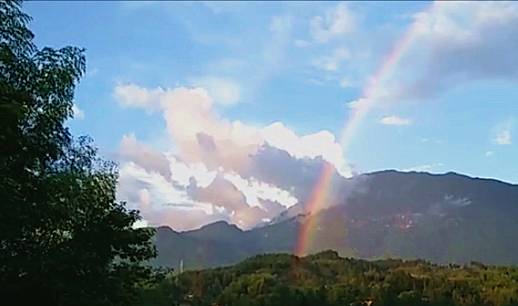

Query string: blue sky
24 2 518 229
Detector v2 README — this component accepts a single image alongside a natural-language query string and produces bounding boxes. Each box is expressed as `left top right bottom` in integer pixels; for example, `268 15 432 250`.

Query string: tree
0 2 156 305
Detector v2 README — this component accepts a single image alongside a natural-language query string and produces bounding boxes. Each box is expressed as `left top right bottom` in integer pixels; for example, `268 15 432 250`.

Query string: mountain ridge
152 170 518 269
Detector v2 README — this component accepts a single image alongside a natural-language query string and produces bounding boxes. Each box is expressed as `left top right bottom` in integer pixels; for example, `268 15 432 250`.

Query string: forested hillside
141 251 518 306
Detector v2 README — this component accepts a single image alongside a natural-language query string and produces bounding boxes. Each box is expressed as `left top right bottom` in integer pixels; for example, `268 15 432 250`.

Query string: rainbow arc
294 2 438 256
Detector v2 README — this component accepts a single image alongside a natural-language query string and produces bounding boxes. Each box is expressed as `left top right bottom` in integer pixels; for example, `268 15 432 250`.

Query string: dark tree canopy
148 252 518 306
0 2 156 305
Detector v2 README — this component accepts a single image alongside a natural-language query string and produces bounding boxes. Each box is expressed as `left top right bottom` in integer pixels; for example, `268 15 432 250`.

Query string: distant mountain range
152 170 518 269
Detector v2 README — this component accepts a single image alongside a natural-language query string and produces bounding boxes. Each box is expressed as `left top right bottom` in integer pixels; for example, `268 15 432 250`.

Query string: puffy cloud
495 130 512 145
379 115 412 126
114 84 351 176
117 148 298 230
492 120 514 145
379 2 518 102
189 76 241 106
347 98 368 110
119 134 171 178
167 155 217 188
113 84 164 112
245 145 358 212
117 158 232 231
261 122 349 177
310 3 356 43
189 175 248 212
223 172 298 209
187 174 288 229
113 84 352 230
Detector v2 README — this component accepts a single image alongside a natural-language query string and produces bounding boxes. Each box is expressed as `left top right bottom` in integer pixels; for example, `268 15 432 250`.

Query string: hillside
140 251 518 306
152 170 518 269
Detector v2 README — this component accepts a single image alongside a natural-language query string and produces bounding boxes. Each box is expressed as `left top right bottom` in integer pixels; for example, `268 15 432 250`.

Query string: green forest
140 251 518 306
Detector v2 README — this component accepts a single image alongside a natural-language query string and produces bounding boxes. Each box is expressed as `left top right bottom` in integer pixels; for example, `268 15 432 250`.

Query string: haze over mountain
153 170 518 269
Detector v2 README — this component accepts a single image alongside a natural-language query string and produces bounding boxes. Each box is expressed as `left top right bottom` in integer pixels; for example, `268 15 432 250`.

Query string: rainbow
294 2 438 257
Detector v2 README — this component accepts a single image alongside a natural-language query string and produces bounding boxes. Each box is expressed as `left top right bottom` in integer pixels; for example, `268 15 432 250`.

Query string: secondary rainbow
294 2 437 256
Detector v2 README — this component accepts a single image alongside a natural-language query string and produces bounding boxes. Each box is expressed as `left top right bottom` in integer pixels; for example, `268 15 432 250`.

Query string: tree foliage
146 251 518 306
0 2 156 305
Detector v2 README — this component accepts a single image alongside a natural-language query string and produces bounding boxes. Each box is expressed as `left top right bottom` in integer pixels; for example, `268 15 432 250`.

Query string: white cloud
113 84 164 112
223 172 298 209
379 115 412 126
119 133 171 177
118 161 190 207
377 2 518 102
261 122 349 177
404 163 444 172
310 3 356 43
72 104 85 119
493 120 514 145
117 159 234 230
114 83 351 177
118 151 295 230
167 155 217 188
347 98 369 110
313 47 351 71
188 174 285 229
189 76 241 106
494 129 512 145
113 84 352 230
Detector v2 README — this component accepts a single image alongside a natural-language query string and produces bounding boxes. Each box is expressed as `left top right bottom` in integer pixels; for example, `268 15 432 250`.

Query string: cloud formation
189 76 241 106
113 83 352 230
495 130 512 145
379 115 412 126
114 84 164 112
111 2 518 230
494 121 513 145
378 2 518 102
310 3 356 43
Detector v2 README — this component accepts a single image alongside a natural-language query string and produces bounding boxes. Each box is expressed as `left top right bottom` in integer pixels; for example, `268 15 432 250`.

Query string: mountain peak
197 220 242 232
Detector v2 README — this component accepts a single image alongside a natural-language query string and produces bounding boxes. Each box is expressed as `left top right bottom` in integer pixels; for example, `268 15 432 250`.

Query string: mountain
152 170 518 269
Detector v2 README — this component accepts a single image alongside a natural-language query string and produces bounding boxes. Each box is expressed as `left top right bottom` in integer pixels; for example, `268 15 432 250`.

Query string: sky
25 1 518 230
